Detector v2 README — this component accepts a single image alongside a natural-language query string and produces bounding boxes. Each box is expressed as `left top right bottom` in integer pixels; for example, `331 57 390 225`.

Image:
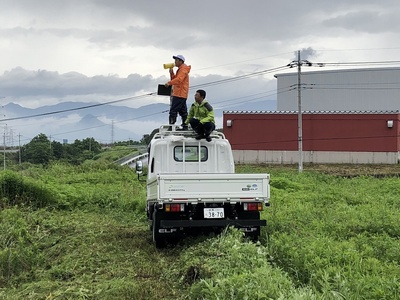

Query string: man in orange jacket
165 54 191 130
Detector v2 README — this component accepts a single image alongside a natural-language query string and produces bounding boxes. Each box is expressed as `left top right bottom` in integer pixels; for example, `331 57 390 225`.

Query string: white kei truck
138 125 270 247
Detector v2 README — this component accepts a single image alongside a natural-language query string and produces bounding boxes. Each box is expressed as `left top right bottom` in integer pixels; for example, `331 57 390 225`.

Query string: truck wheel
242 212 261 242
152 210 166 248
149 204 155 231
244 227 260 242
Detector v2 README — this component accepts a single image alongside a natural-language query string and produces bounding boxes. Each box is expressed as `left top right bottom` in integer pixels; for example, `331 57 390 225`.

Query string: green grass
0 163 399 299
238 164 400 300
94 146 144 163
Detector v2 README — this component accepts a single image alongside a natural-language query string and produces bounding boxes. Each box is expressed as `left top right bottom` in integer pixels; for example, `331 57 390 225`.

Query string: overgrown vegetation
0 162 399 299
5 133 146 167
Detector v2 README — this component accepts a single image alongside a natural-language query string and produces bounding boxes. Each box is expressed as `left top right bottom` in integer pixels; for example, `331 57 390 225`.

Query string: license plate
204 207 224 219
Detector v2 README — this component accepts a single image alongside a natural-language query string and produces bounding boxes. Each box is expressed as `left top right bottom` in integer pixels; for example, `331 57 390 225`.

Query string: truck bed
147 173 270 203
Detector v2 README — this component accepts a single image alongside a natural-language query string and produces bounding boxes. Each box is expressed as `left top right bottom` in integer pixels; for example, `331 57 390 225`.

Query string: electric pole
287 50 324 172
297 50 303 173
111 120 114 145
18 133 21 164
3 128 6 170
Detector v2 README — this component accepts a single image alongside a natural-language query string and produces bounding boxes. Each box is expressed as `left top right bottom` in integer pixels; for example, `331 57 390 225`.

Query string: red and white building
223 68 400 164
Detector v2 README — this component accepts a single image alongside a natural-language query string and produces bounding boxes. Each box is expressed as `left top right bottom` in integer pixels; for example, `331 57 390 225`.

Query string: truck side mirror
136 161 143 180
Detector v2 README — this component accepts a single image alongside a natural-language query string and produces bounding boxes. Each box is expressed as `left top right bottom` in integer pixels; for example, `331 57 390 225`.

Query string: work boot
177 125 189 131
205 135 212 142
168 116 177 131
181 115 188 127
169 116 176 125
195 134 203 140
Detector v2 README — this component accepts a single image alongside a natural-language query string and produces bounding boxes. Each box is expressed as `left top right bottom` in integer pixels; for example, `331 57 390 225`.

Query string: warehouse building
223 67 400 164
276 67 400 111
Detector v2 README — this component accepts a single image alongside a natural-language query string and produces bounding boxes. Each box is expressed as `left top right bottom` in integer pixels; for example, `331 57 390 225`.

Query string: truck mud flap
160 219 266 228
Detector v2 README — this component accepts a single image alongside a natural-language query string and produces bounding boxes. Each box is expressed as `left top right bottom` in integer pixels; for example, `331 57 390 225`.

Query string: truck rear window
174 146 208 162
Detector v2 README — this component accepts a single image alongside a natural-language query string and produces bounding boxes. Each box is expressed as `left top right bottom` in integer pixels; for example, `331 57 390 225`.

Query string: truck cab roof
147 125 235 180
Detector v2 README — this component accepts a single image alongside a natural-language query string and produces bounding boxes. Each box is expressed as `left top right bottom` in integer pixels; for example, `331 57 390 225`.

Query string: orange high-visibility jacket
168 64 191 99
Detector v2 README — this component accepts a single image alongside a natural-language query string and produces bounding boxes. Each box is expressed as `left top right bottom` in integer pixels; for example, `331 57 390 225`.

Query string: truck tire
148 204 156 231
152 210 166 248
245 227 261 242
242 211 261 242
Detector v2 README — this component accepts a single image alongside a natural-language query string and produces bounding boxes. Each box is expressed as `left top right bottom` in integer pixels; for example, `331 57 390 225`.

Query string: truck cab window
174 146 208 162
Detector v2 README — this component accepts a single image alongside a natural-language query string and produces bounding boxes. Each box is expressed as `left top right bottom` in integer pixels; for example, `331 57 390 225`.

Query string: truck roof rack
154 124 225 140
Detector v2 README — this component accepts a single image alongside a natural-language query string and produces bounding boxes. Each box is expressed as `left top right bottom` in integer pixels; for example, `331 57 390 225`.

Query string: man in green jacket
185 89 215 142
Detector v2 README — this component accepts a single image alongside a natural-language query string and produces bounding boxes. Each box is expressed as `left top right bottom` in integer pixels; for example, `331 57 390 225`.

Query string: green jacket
185 100 215 125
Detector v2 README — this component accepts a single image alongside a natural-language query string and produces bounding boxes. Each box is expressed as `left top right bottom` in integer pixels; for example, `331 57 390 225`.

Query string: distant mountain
77 114 105 127
3 99 276 144
4 101 169 120
2 102 30 117
4 98 276 120
4 98 276 121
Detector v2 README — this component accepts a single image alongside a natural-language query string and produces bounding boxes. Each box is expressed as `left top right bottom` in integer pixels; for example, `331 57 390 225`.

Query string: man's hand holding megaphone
164 62 175 87
163 63 175 69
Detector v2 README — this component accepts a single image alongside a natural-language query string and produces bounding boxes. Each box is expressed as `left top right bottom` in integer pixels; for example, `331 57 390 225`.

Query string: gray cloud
0 66 276 112
323 10 400 33
0 68 160 98
2 1 399 62
290 47 319 61
1 0 400 141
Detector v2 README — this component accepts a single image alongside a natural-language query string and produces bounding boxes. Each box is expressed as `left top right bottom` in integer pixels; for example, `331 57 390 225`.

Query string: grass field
0 162 399 299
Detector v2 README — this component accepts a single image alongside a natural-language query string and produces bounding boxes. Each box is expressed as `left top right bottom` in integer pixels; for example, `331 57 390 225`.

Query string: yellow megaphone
163 63 175 69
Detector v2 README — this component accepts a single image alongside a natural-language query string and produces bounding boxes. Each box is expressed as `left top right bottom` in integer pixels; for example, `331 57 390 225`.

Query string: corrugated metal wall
223 112 400 152
275 67 400 111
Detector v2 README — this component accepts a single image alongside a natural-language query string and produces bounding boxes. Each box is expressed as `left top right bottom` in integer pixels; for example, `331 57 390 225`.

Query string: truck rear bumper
160 219 266 228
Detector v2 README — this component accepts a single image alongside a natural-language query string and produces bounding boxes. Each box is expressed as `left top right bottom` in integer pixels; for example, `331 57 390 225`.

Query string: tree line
4 127 217 167
5 133 145 167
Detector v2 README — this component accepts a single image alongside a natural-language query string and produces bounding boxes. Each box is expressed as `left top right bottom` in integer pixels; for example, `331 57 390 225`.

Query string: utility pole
18 133 21 164
111 120 114 145
287 51 324 173
49 135 52 149
0 99 5 170
3 128 6 170
297 50 303 173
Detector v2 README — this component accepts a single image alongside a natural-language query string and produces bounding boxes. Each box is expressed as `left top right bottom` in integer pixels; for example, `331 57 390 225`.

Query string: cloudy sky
1 0 400 143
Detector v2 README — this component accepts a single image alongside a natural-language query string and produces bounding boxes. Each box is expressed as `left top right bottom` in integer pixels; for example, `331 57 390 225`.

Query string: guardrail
119 153 149 168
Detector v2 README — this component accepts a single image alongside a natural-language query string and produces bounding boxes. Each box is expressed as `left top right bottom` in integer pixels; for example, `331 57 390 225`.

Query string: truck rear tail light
243 202 263 211
165 204 185 212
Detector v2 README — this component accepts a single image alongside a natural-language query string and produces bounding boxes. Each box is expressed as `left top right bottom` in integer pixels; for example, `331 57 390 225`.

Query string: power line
6 61 399 124
190 65 288 89
194 51 293 71
48 109 169 138
1 93 155 122
9 59 400 142
322 60 400 67
3 65 288 125
315 47 400 53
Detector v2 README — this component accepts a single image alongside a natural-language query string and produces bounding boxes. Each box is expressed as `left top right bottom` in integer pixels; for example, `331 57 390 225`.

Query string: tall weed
1 163 399 299
174 228 316 299
0 208 42 286
1 163 146 213
265 168 400 300
0 171 56 208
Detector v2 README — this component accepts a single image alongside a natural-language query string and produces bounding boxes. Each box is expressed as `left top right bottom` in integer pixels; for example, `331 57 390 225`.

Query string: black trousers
189 118 215 136
169 96 187 124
